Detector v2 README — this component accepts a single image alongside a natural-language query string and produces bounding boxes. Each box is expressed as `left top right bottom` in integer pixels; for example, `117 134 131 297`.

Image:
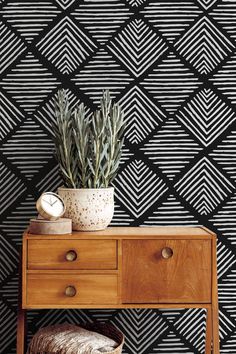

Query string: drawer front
28 240 117 270
122 239 211 303
27 274 118 306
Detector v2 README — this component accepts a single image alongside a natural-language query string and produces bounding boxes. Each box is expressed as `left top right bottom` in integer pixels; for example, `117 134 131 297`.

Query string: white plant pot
58 187 114 231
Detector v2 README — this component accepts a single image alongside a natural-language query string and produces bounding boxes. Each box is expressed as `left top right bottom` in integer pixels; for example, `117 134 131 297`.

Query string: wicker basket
81 323 124 354
27 322 124 354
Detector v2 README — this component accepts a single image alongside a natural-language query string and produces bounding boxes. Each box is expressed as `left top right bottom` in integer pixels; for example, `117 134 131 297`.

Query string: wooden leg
212 236 220 354
205 307 212 354
212 304 220 354
17 307 26 354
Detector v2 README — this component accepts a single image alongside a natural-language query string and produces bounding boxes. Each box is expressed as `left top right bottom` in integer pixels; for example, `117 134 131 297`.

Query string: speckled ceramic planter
58 187 114 231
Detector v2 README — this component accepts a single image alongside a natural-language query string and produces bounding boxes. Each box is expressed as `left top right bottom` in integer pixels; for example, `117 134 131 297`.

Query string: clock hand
42 198 52 206
51 200 58 206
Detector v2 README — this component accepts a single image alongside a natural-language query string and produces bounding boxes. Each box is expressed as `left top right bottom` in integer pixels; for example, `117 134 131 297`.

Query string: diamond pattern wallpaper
1 0 236 353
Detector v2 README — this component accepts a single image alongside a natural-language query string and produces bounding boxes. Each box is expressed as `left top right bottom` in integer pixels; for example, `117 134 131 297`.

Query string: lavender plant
52 90 78 188
52 89 125 189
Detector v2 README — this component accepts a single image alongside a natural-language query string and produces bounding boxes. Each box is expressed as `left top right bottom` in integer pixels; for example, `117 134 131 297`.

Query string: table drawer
122 239 211 303
28 240 117 270
27 274 118 306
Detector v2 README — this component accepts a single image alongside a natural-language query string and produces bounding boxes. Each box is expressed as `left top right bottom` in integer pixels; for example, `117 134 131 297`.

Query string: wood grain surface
26 226 215 240
28 239 117 270
27 274 118 306
19 227 219 354
122 239 211 303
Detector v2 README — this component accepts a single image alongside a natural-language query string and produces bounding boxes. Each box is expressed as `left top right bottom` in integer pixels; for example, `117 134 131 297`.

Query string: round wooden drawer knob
65 250 77 262
65 285 77 297
161 247 173 259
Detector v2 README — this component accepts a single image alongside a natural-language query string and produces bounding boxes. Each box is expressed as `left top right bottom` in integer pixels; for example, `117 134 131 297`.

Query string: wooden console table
17 226 220 354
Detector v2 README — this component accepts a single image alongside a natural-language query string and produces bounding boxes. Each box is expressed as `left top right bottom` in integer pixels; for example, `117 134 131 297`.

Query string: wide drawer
26 274 118 306
28 240 117 270
122 239 212 303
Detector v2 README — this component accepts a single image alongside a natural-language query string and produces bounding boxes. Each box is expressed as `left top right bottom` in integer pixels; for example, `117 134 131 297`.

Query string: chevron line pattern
1 118 55 180
141 51 202 114
197 0 218 10
177 88 236 146
174 308 207 353
1 52 61 113
0 1 61 43
108 19 168 77
71 0 132 45
210 52 236 104
141 1 202 43
0 21 26 74
113 160 168 218
210 1 236 42
37 17 97 74
127 0 146 7
175 16 235 74
210 192 236 248
141 117 202 179
210 130 236 182
112 309 169 354
1 0 236 353
0 300 17 354
0 162 27 215
56 0 75 10
72 48 133 104
142 193 199 226
175 157 235 215
118 86 166 144
0 91 24 139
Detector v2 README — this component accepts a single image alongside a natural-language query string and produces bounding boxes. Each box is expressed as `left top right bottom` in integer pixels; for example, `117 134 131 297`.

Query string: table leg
17 307 26 354
212 304 220 354
212 237 220 354
205 307 212 354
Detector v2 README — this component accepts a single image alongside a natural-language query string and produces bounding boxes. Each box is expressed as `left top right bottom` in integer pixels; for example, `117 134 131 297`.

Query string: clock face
40 192 65 218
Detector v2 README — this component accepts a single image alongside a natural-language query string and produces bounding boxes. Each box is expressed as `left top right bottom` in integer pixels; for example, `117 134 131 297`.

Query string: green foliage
52 90 78 188
52 89 126 189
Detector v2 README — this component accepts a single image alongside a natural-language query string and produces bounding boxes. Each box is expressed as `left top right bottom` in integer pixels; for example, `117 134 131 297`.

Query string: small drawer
28 240 117 270
122 239 212 303
26 274 118 306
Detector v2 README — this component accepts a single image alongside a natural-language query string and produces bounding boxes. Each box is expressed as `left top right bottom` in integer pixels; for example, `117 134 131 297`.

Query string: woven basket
81 323 124 354
27 322 124 354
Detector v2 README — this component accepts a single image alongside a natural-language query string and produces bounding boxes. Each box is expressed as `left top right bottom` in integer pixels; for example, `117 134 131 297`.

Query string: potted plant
52 89 125 231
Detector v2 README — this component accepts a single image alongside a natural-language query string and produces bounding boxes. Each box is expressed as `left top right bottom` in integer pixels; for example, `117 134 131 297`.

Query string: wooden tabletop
24 226 216 240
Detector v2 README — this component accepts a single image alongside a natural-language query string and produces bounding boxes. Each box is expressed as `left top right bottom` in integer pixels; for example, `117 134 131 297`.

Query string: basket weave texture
27 322 124 354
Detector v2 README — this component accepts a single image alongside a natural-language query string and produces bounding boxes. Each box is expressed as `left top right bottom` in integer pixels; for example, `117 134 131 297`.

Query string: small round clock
36 192 66 221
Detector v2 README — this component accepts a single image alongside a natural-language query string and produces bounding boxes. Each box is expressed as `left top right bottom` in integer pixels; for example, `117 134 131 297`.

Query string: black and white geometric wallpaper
1 0 236 353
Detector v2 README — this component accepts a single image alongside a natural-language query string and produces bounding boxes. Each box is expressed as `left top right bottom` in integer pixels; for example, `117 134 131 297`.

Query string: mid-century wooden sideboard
17 226 220 354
